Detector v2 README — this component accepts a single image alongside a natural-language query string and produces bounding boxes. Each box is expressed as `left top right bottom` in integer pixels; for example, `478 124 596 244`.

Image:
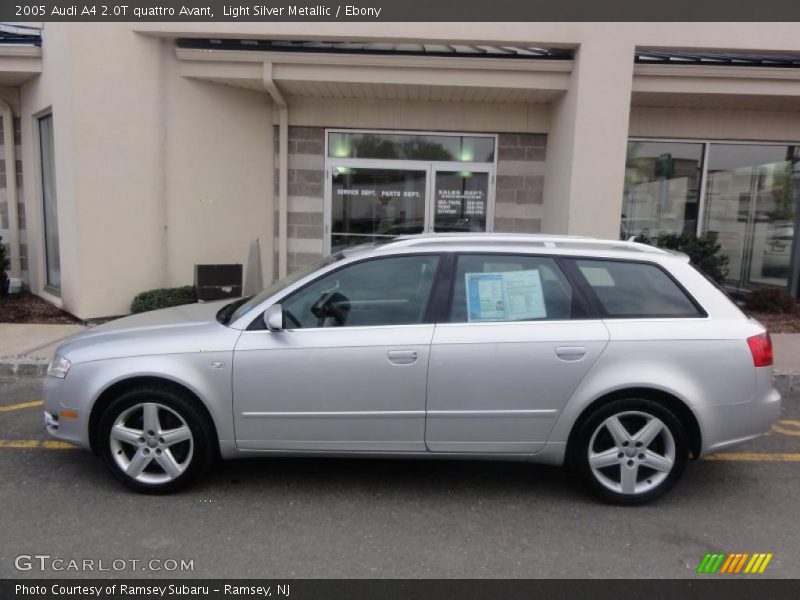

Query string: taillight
747 332 773 367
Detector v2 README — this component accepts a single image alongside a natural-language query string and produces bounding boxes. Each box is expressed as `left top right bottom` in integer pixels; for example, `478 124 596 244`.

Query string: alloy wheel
109 402 194 485
587 410 676 496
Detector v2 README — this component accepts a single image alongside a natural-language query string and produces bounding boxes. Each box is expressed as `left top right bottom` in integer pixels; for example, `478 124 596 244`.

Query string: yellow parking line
771 420 800 437
0 439 75 449
705 453 800 462
0 400 43 413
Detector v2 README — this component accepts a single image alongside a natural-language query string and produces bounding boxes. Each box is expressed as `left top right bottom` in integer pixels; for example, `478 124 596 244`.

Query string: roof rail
381 233 668 254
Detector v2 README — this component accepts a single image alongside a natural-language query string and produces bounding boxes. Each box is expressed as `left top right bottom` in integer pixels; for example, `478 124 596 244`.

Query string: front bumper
43 375 92 450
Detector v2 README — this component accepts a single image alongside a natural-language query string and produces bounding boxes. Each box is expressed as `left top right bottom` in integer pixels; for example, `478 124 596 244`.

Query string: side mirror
263 304 283 332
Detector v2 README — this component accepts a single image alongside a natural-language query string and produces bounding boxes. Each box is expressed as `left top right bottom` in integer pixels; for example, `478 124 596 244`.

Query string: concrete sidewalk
0 322 798 389
773 334 800 392
773 334 800 373
0 323 86 377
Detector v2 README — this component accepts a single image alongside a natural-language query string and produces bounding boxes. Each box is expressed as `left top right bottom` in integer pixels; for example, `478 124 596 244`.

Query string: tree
654 233 729 285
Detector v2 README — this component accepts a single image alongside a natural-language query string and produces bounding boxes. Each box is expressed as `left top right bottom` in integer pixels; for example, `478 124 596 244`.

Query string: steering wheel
310 291 350 327
283 309 301 329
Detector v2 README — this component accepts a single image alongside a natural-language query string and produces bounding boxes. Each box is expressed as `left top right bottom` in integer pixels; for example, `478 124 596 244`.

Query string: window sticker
465 269 547 322
579 266 615 287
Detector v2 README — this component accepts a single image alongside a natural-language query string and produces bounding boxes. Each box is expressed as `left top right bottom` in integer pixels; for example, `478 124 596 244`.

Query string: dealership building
0 21 799 319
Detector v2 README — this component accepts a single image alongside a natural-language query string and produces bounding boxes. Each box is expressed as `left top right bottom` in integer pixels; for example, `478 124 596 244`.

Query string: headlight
47 354 71 379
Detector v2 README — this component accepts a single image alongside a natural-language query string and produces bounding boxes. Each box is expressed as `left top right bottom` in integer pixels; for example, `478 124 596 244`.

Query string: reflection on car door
425 254 610 454
232 254 440 452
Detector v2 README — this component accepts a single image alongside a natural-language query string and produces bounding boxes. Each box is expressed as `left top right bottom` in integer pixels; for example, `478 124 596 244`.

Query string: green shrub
654 233 730 285
0 235 9 297
743 287 799 314
130 286 197 314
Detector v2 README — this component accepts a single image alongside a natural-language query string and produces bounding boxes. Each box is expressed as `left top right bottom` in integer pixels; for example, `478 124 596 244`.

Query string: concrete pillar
542 38 635 239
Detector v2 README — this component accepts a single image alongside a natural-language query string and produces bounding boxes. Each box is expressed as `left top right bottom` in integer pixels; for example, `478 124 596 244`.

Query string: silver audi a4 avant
43 234 781 504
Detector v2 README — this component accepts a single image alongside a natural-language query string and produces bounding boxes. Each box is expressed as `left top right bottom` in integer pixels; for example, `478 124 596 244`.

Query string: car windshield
221 253 346 325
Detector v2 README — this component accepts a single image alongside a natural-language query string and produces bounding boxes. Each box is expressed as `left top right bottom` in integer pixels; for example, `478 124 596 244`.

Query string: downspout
0 99 20 279
262 62 289 279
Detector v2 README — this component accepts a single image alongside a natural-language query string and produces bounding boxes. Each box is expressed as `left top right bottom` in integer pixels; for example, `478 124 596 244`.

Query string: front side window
227 253 346 324
573 259 702 318
448 254 578 323
281 255 440 328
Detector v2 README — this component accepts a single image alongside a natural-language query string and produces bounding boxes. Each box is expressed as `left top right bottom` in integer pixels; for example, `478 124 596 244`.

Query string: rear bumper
696 386 782 457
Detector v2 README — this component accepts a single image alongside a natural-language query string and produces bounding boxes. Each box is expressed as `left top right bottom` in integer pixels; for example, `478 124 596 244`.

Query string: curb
1 358 799 391
0 360 49 379
774 374 800 393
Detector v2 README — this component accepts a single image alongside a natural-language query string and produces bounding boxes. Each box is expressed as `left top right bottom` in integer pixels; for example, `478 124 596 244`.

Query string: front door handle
555 346 587 361
387 350 419 365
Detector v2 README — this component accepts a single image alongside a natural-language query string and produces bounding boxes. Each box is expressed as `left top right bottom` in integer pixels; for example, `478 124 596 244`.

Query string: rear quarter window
572 259 704 318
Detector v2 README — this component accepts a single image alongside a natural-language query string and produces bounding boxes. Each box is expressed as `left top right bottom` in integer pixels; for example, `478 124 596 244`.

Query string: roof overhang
632 63 800 110
0 45 41 85
175 46 572 104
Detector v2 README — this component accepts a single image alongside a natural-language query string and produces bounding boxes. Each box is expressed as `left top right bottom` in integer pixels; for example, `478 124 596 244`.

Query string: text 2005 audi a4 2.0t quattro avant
43 234 780 504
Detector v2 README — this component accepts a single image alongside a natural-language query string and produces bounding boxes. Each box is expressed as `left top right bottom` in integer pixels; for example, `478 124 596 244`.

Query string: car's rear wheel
97 386 214 493
572 398 689 505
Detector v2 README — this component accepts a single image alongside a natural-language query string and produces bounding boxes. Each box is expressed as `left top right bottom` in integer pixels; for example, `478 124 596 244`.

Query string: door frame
323 129 498 254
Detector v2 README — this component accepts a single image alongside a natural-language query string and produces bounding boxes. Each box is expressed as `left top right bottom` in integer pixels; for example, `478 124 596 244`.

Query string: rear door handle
387 350 419 365
555 346 587 361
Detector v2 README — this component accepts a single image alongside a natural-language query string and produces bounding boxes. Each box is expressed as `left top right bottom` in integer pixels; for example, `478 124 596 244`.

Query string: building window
328 132 495 162
39 114 60 293
621 141 705 242
623 140 800 297
705 144 799 294
326 130 497 253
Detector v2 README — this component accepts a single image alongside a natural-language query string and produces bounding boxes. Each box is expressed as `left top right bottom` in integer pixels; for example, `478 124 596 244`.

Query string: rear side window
572 259 703 318
448 254 582 323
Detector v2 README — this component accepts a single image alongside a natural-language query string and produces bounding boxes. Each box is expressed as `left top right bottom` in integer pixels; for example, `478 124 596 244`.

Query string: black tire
97 385 216 494
570 398 689 505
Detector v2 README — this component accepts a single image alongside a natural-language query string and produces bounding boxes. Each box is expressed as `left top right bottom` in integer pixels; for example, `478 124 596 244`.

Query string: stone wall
494 133 546 233
274 125 326 274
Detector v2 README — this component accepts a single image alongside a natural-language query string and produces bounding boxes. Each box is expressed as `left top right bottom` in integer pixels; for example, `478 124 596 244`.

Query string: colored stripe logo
696 552 773 574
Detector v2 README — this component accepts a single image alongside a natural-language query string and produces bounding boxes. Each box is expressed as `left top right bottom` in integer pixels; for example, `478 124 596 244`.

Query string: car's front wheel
97 386 214 493
572 398 689 504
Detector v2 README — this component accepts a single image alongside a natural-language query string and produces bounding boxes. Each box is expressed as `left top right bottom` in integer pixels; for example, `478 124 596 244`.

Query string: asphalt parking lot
1 376 799 579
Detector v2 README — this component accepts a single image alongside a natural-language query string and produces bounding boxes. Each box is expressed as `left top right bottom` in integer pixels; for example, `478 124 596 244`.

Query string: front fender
49 351 236 454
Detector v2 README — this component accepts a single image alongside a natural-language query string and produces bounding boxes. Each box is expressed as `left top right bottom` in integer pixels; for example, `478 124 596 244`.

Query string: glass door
430 168 492 233
325 131 497 254
329 165 428 253
326 159 495 253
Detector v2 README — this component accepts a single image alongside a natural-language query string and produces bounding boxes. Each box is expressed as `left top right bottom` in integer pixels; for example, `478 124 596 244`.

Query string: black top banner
3 0 800 22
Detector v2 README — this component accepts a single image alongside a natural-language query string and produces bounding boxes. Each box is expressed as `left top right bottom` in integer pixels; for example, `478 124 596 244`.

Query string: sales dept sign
435 172 488 217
